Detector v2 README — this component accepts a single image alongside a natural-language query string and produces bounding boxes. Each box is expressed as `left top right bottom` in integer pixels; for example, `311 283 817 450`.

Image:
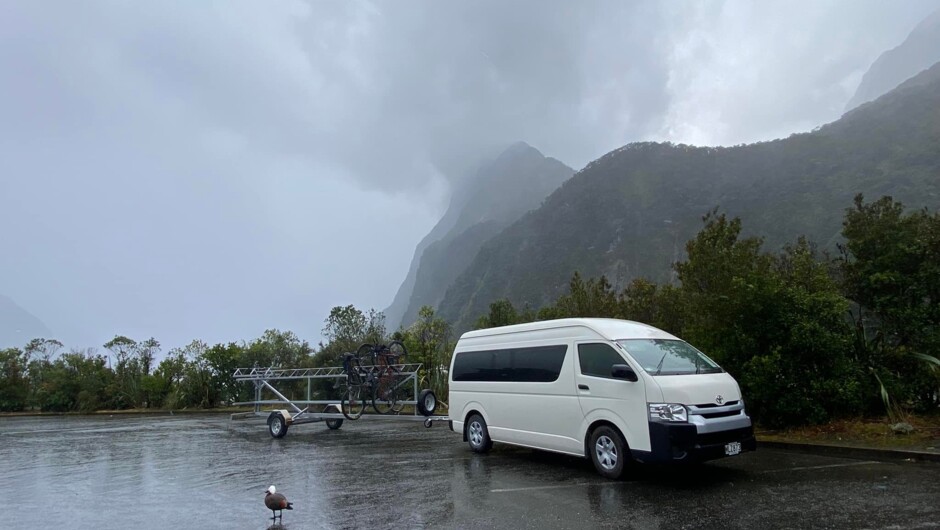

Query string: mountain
439 63 940 332
0 294 53 349
383 178 481 333
845 8 940 112
385 142 574 329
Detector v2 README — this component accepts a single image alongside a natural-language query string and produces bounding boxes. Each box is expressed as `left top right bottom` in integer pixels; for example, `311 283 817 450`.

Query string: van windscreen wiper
654 351 668 375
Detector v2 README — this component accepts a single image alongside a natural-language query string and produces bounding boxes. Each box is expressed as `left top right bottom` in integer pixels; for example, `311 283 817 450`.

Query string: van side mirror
611 364 638 382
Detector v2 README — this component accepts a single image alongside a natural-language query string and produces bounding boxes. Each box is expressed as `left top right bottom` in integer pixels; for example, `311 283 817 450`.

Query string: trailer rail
230 364 448 438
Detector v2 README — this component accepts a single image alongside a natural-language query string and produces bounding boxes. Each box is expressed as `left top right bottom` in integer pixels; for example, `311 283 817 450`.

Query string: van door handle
578 384 589 391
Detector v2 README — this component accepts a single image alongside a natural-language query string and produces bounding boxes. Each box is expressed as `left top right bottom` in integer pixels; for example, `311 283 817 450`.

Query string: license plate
725 441 742 456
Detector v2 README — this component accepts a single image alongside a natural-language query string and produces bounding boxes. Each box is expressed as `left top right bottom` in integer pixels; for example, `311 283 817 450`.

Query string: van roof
459 318 680 341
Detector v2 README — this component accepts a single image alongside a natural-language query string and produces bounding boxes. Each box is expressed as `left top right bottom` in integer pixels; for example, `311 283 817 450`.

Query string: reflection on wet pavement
1 414 938 529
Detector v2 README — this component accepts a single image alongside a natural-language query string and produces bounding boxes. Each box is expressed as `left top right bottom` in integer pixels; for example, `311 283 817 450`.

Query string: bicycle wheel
357 343 375 367
341 384 365 420
390 375 408 414
372 372 398 414
387 340 407 363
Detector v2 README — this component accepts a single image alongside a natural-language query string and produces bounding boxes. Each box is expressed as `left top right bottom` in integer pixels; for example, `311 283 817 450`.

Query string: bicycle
357 341 410 414
339 352 371 420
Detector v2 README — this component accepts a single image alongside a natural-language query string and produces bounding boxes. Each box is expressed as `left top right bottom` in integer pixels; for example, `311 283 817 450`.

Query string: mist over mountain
436 62 940 332
845 8 940 112
381 164 491 334
0 295 53 349
385 143 574 330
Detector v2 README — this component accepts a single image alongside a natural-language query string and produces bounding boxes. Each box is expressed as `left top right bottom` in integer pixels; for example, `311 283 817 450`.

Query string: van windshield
616 339 722 375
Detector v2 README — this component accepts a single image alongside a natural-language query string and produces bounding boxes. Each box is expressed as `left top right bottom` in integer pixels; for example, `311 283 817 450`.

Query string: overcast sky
1 0 938 352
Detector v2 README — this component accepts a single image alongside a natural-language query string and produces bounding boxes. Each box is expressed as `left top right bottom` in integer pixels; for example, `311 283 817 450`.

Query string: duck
264 485 293 522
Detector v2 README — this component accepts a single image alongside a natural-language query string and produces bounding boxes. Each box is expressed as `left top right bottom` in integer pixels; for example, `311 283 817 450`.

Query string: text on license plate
724 442 742 456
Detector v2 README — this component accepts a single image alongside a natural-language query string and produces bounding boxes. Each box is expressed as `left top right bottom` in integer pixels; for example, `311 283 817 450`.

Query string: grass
756 415 940 452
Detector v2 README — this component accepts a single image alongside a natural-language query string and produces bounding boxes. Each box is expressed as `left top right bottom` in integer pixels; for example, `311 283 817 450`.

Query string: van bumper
633 421 756 464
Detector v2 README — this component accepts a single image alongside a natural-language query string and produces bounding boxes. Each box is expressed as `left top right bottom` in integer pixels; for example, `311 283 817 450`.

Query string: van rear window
452 345 567 382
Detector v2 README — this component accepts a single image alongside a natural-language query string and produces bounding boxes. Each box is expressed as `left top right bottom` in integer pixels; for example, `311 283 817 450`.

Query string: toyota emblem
715 395 724 405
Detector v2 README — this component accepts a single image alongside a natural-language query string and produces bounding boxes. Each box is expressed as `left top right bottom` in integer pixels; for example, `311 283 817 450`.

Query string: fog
1 0 937 350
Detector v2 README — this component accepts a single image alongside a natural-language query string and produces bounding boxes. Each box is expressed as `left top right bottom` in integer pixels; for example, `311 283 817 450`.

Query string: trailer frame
229 364 450 437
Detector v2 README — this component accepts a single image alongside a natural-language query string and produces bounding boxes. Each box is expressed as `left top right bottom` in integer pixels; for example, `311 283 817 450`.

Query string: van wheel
589 426 628 479
466 414 493 453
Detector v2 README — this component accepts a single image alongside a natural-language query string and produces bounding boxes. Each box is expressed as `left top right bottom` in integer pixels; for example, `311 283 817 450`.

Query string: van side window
578 343 626 379
452 345 567 382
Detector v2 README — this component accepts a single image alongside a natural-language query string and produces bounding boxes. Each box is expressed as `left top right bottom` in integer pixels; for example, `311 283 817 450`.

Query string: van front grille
694 400 739 409
699 410 741 419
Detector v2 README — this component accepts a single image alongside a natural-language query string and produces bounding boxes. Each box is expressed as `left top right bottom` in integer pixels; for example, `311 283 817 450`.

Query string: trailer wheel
417 389 438 416
466 414 492 453
267 412 288 439
325 418 343 430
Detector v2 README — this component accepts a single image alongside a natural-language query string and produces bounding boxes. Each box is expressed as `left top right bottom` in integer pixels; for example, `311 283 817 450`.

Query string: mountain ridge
0 294 54 349
386 142 574 330
845 8 940 112
438 62 940 332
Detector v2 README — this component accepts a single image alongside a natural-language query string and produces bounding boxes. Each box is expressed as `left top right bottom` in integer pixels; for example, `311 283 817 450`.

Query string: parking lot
3 414 938 529
250 418 940 529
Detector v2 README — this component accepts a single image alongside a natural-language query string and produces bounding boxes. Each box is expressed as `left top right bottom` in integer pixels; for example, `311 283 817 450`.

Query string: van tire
466 414 493 453
589 425 628 479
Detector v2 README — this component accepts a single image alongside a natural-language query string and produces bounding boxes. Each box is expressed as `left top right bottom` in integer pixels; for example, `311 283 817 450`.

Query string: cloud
657 0 940 145
1 0 938 349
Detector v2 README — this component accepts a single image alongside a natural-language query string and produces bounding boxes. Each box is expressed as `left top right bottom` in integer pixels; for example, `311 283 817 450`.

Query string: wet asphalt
1 414 938 529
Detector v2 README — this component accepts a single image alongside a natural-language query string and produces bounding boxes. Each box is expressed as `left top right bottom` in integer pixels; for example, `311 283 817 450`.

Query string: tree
202 342 246 404
173 340 215 408
674 210 772 371
104 335 143 408
139 338 160 377
840 195 940 349
322 305 368 350
474 299 520 329
544 272 619 319
618 279 685 334
23 338 63 409
104 335 138 368
403 306 452 399
363 309 387 345
316 305 386 367
243 329 311 368
0 348 30 411
154 349 190 409
24 338 63 360
738 238 864 426
839 194 940 413
34 349 113 412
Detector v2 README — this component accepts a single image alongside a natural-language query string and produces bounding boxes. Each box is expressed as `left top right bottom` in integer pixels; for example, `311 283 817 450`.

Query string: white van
448 318 755 478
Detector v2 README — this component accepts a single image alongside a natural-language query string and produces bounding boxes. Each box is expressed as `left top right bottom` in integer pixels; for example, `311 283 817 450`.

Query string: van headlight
648 403 688 422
